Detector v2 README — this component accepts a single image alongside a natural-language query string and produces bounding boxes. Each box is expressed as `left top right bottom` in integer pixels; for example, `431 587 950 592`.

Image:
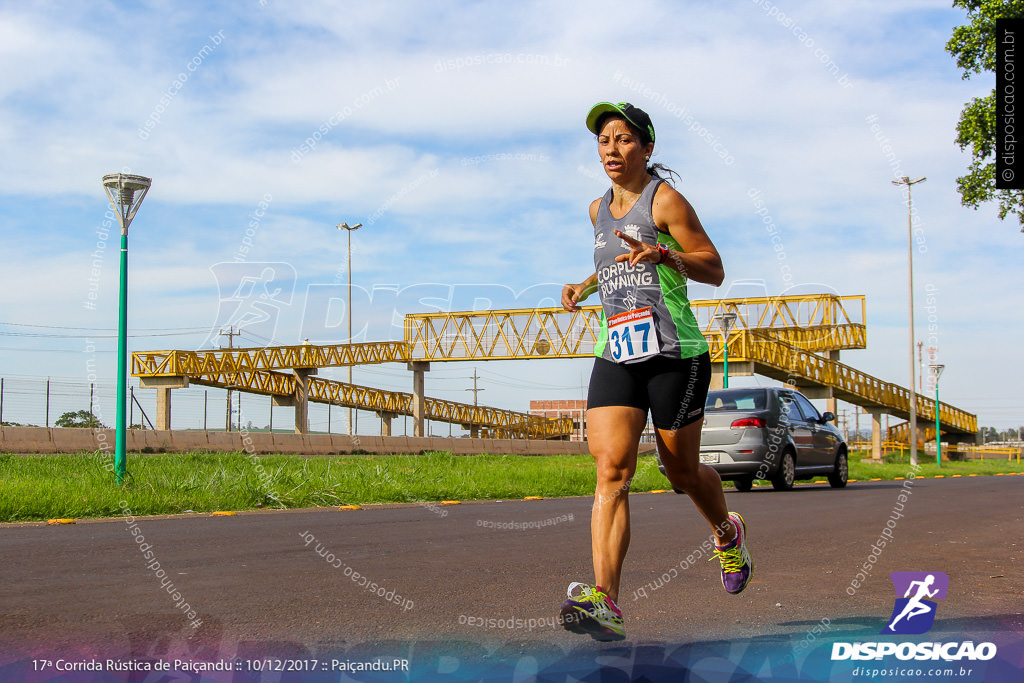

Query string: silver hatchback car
658 387 848 491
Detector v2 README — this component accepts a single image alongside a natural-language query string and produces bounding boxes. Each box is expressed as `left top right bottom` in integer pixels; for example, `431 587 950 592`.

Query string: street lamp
337 221 363 436
102 173 152 484
713 311 737 388
892 175 926 466
929 363 945 468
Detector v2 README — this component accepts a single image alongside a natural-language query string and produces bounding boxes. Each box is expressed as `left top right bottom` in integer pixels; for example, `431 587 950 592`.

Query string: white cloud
0 0 1020 429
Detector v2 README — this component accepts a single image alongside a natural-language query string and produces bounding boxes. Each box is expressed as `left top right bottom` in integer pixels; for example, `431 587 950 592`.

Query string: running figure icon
882 571 948 635
887 574 939 631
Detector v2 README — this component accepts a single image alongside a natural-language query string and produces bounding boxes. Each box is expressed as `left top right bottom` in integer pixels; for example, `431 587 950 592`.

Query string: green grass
1 449 1020 522
741 448 1023 488
0 451 667 523
847 449 1022 479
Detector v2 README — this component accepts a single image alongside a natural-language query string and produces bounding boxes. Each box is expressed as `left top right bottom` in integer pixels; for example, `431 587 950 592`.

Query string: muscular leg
657 419 736 546
586 405 648 604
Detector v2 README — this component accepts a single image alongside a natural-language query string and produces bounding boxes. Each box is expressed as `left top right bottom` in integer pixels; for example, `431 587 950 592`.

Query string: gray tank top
593 177 707 362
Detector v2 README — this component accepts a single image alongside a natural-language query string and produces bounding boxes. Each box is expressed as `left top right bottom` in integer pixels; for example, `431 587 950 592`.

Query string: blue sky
0 0 1019 434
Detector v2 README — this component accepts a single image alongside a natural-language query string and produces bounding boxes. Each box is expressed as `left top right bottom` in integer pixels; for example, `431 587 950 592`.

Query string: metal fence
849 439 1021 462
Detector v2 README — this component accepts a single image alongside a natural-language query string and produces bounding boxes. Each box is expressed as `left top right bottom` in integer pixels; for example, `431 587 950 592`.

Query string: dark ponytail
647 162 680 186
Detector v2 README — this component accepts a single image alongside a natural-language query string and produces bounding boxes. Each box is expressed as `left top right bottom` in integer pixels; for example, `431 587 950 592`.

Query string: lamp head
102 173 152 234
892 176 926 186
713 311 738 334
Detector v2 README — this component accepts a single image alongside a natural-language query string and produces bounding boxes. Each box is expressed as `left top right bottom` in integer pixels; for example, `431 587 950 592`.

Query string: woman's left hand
614 230 660 267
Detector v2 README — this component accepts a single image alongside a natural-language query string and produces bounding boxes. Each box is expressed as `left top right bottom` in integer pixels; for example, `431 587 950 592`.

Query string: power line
0 330 207 339
0 322 210 332
0 347 116 353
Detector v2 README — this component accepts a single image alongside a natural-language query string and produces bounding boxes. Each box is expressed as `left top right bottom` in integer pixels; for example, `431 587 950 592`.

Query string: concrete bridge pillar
710 365 724 391
292 368 316 434
408 361 429 437
825 351 840 419
378 411 395 436
156 388 171 431
138 376 189 431
868 408 884 461
710 361 753 391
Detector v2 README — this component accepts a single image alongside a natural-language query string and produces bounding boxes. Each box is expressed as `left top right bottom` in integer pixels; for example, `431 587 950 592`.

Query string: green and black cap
586 102 655 144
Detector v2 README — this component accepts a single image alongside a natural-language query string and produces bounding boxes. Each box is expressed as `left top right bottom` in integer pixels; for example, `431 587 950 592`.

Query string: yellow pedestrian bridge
133 293 976 449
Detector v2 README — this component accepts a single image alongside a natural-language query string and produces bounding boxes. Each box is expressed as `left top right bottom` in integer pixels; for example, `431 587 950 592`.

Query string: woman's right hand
562 282 586 312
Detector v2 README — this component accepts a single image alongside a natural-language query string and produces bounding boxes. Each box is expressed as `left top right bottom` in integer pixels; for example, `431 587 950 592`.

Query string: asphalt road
1 476 1021 678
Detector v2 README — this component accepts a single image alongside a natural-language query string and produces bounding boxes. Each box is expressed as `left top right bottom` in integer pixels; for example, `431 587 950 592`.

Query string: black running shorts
586 352 711 430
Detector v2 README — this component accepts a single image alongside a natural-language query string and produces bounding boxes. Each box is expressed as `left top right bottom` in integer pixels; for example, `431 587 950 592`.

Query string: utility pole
466 368 484 406
892 174 926 467
337 221 363 436
221 327 240 431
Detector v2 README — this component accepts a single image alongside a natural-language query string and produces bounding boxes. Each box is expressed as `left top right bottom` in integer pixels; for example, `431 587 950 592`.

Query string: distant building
530 399 662 444
530 399 587 441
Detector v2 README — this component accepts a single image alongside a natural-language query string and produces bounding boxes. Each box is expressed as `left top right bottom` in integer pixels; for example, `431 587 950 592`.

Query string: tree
980 425 1001 442
54 410 106 429
946 0 1024 225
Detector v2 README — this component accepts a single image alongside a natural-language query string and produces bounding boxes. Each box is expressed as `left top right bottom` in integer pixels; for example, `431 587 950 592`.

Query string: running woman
559 102 752 641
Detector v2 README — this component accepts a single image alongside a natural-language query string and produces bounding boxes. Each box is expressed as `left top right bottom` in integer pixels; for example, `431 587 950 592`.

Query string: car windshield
705 389 766 411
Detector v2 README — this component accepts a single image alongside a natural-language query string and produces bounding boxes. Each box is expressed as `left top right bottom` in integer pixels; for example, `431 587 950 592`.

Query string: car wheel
733 476 754 492
828 449 848 488
771 450 795 491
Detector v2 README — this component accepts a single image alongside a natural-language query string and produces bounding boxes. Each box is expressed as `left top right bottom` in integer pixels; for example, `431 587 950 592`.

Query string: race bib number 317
607 307 660 363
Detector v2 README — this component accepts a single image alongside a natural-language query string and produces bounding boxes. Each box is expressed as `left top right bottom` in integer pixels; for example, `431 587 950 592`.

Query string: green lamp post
714 311 737 388
929 363 945 468
102 173 152 485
